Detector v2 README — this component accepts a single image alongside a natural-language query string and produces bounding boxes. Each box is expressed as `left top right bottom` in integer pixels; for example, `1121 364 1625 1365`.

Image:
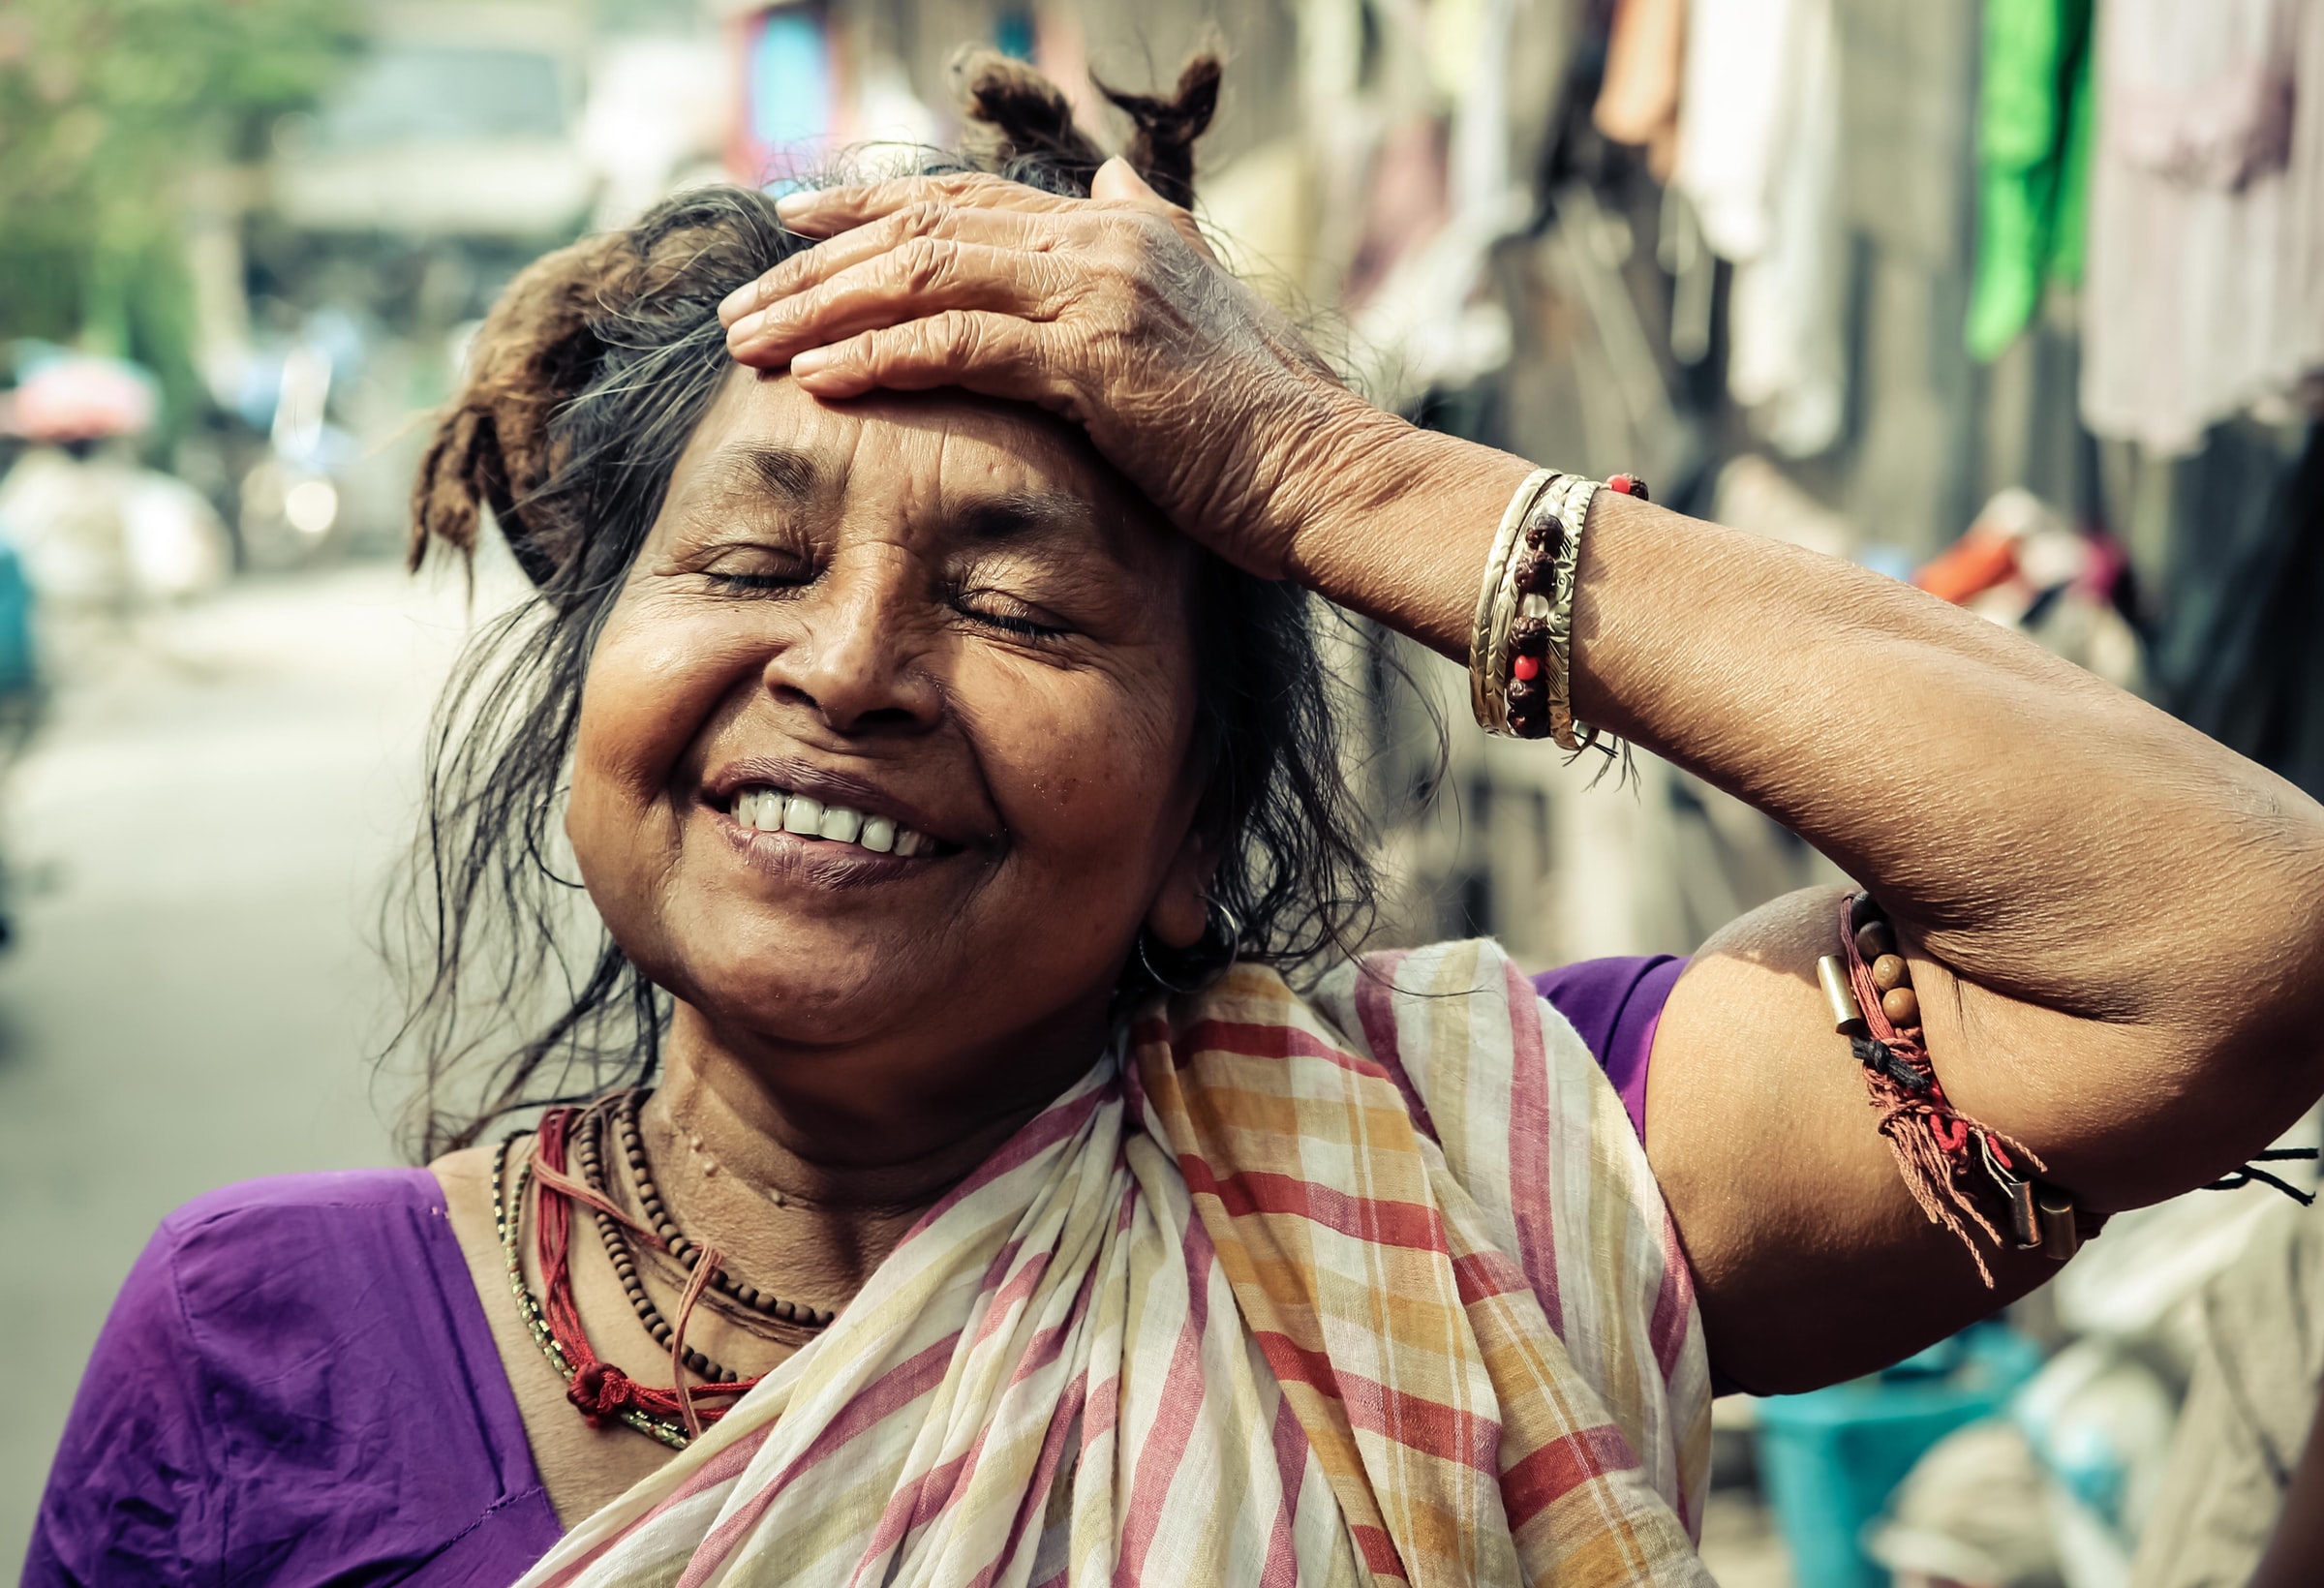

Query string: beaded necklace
490 1134 698 1450
604 1089 838 1329
500 1110 773 1444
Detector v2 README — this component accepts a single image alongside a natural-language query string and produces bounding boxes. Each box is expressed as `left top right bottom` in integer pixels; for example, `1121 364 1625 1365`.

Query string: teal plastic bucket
1753 1327 2043 1588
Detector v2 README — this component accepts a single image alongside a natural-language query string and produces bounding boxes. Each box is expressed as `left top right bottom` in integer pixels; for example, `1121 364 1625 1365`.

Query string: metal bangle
1469 469 1557 734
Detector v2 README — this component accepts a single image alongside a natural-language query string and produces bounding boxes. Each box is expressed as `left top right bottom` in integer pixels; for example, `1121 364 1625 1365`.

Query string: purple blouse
25 957 1681 1587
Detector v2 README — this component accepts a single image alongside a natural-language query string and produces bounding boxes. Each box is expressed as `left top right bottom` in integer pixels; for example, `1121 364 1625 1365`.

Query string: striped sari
515 940 1713 1587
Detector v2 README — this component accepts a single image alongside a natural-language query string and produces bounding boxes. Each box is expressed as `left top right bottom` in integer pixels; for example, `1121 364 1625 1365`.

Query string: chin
675 929 918 1048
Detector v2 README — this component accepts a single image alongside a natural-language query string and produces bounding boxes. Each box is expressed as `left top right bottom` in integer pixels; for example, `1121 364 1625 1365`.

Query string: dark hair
391 51 1378 1160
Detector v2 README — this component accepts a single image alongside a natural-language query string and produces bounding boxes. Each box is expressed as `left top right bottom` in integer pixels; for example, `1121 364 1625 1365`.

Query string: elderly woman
30 55 2324 1588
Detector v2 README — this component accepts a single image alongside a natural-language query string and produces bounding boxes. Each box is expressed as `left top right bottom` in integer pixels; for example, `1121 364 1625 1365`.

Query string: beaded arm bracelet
1821 894 2321 1283
1819 893 2086 1284
1467 467 1649 747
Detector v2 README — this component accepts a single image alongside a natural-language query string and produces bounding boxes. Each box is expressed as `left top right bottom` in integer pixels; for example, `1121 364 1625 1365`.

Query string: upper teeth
734 788 928 857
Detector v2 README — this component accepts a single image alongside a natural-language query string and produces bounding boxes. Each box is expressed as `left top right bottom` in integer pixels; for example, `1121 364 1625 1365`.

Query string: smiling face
565 369 1208 1128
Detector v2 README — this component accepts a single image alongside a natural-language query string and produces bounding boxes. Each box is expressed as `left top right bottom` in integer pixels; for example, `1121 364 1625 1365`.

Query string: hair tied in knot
952 47 1107 180
1095 51 1222 210
952 46 1222 210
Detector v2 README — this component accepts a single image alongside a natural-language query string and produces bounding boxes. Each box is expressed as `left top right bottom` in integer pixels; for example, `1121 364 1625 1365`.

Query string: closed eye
704 568 809 594
954 593 1069 641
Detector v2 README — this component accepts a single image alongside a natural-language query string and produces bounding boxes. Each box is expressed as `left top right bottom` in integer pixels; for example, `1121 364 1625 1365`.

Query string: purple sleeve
26 1171 561 1588
23 1223 206 1586
1532 955 1687 1141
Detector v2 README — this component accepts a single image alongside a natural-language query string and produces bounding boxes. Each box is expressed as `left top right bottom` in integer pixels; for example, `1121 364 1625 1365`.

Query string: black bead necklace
572 1110 754 1385
602 1089 839 1332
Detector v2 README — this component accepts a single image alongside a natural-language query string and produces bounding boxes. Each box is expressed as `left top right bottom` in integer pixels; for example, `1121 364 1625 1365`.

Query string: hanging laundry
2080 0 2324 453
2150 421 2324 798
1595 0 1685 180
1966 0 2094 360
1672 0 1848 457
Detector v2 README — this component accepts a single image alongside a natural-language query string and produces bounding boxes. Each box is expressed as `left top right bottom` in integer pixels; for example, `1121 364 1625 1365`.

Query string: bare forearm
1570 495 2324 1006
1291 425 2324 1200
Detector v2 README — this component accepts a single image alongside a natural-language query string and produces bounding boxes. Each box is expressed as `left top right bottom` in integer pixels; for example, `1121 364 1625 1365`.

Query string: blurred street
0 561 512 1568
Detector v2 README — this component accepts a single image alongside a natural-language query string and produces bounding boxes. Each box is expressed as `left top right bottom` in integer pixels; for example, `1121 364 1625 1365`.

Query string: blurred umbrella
4 354 160 443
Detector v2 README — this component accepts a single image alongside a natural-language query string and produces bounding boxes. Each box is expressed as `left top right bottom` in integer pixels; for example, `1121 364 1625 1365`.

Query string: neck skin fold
633 993 1116 1297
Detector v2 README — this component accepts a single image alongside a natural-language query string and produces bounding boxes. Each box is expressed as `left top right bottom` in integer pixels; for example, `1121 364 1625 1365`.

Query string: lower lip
712 809 938 888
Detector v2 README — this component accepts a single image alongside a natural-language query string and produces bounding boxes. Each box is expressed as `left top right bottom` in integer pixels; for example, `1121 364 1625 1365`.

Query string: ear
1144 823 1218 950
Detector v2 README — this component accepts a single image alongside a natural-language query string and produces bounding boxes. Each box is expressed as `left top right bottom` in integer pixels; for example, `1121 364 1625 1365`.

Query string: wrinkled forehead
657 366 1173 561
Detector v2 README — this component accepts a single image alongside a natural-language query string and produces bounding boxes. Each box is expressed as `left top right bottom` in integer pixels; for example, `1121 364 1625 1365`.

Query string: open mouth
722 783 947 859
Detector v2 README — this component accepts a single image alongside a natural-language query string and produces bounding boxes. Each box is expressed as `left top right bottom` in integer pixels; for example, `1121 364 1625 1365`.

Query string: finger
726 239 1061 368
785 312 1061 409
1089 156 1217 263
719 203 1059 326
774 170 1078 237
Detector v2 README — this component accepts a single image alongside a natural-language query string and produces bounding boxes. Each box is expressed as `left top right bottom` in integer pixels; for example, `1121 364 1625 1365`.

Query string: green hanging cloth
1967 0 2095 361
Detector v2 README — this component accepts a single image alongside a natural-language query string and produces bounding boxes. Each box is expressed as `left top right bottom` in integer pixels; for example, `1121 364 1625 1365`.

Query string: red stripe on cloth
976 1236 1026 1299
1114 1212 1218 1585
1501 958 1561 1332
1649 1207 1694 1383
861 1446 973 1566
959 1369 1089 1588
534 1423 772 1588
972 1247 1057 1346
1174 1019 1399 1082
1353 951 1439 1143
1084 1371 1120 1444
1452 1247 1531 1302
1349 1523 1412 1580
870 1256 1105 1563
1177 1157 1449 1252
901 1084 1107 1243
1250 1332 1501 1474
675 1335 960 1588
1500 1423 1641 1530
1259 1390 1310 1588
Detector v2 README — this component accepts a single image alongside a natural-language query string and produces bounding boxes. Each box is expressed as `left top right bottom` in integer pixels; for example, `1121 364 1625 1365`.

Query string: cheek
961 650 1196 871
566 597 762 879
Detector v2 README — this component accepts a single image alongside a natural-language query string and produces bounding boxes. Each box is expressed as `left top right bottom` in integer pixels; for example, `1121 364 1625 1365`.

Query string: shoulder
31 1169 555 1587
150 1169 465 1359
157 1165 450 1251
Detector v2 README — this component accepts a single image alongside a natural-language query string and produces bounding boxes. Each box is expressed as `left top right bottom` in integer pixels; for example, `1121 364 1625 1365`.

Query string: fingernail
726 310 766 343
789 348 831 377
718 289 755 323
774 191 814 218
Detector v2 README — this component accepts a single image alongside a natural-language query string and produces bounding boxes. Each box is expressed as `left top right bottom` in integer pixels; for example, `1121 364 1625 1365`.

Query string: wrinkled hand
719 159 1388 579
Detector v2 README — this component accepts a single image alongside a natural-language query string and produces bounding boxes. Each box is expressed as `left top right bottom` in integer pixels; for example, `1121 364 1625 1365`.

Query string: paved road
0 560 515 1569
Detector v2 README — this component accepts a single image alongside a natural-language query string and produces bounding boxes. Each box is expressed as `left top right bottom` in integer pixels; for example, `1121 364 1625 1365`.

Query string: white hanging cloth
1670 0 1848 457
2079 0 2324 455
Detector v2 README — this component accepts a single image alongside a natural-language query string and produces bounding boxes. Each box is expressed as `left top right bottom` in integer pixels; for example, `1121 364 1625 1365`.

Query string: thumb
1089 155 1164 206
1090 156 1216 260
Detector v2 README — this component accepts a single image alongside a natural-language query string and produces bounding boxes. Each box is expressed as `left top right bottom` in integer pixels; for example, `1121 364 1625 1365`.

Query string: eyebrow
952 490 1100 545
693 443 1112 555
736 443 821 502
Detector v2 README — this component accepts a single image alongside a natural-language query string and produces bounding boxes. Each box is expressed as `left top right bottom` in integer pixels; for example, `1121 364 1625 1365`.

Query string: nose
763 544 942 736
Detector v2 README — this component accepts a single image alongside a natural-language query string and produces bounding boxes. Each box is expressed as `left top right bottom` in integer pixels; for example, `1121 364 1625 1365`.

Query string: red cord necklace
528 1107 765 1440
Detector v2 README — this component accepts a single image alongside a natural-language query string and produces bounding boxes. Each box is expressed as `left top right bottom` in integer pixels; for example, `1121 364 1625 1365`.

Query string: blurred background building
2 0 2320 1583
